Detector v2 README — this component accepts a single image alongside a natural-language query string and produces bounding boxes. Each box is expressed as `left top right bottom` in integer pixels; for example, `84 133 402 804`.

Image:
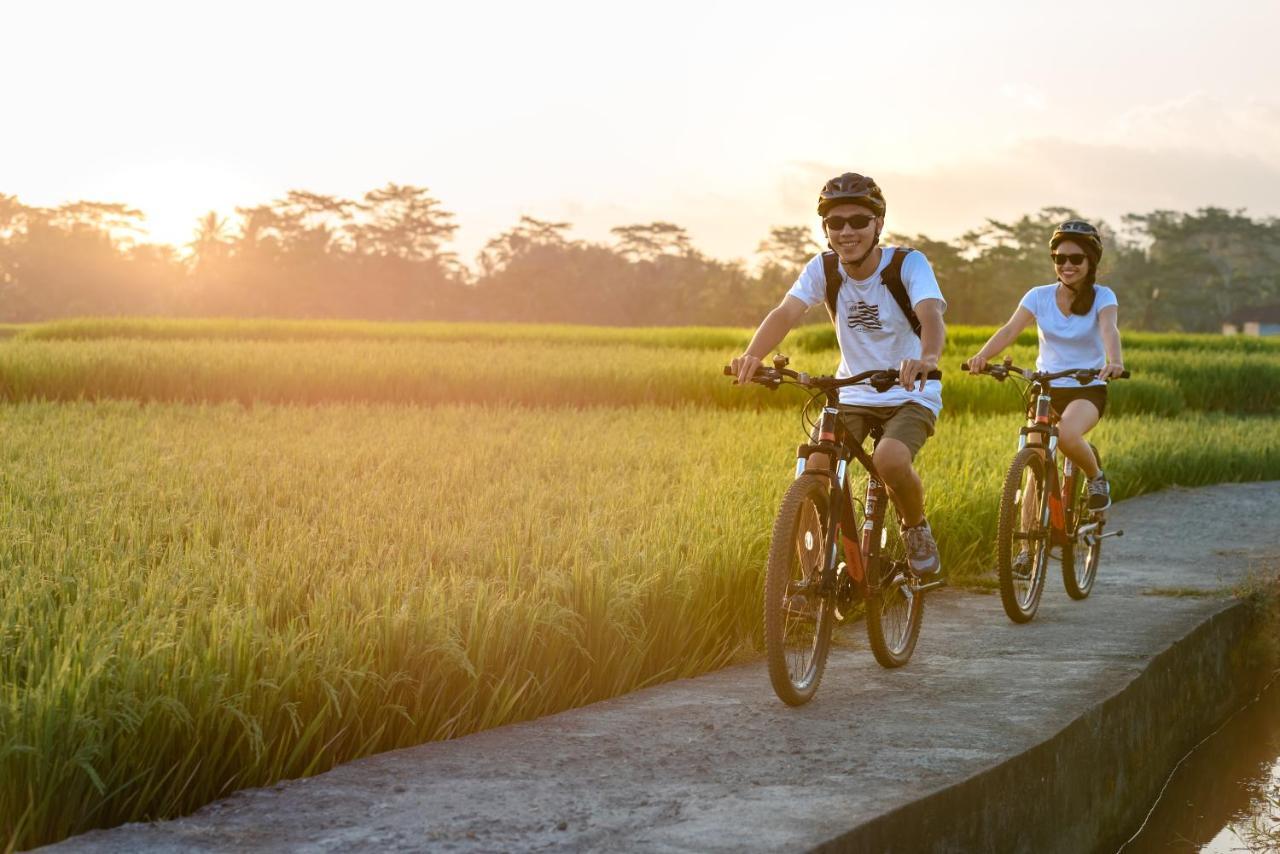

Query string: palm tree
187 211 230 273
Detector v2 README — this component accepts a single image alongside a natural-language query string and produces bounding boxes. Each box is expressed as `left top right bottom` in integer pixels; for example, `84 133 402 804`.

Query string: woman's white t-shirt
787 247 946 413
1017 284 1118 387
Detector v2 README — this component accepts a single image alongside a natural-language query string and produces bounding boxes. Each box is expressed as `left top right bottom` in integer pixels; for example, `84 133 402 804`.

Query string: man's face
823 203 881 263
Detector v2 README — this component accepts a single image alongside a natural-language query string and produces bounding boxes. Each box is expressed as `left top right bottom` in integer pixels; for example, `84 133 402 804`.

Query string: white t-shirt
787 247 946 413
1017 284 1119 387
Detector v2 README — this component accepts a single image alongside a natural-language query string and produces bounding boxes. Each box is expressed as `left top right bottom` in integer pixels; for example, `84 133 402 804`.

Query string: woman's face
1052 239 1090 288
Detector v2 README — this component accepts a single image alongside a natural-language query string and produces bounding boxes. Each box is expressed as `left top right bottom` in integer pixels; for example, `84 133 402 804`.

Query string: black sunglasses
1051 252 1087 267
824 213 876 232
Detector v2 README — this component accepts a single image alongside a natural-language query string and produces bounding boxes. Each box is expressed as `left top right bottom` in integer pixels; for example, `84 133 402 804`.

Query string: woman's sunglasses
1051 252 1087 267
824 214 876 232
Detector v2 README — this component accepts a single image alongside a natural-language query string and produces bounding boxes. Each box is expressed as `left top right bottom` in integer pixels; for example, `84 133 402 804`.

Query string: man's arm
899 298 945 391
732 295 809 384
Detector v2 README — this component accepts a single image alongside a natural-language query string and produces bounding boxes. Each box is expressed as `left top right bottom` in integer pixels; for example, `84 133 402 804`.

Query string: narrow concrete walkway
50 483 1280 853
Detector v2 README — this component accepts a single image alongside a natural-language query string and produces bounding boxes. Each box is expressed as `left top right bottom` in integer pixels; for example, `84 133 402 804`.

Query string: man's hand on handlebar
731 353 763 386
899 357 938 392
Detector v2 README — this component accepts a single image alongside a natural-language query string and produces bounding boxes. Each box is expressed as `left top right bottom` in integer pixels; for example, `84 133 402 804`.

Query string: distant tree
350 183 458 264
187 212 232 271
1120 208 1280 331
610 222 694 262
478 216 575 276
756 225 821 270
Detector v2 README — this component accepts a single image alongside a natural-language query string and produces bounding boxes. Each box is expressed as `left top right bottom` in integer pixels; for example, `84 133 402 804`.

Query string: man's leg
872 405 939 577
873 438 924 526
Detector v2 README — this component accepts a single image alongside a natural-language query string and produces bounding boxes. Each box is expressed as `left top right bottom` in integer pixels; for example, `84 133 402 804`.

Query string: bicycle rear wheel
1062 443 1101 600
865 501 923 668
764 474 836 706
997 447 1050 623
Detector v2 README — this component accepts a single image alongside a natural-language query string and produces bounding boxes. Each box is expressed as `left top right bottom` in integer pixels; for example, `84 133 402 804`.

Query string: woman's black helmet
817 173 886 218
1050 219 1103 263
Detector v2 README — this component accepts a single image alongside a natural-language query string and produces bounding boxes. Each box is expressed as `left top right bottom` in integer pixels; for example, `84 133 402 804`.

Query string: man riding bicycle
731 173 948 578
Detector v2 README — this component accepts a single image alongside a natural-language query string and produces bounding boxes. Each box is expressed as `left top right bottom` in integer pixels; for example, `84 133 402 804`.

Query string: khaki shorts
831 403 937 460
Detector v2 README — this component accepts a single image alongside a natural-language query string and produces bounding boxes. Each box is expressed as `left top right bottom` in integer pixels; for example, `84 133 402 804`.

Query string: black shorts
1047 385 1108 419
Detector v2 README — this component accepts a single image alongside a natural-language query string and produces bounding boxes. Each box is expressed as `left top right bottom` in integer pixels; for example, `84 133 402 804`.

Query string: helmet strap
851 226 882 266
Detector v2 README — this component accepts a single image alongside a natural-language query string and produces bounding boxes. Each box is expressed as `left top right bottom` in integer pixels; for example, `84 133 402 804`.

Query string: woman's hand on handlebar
965 354 989 374
1098 362 1126 381
731 353 763 385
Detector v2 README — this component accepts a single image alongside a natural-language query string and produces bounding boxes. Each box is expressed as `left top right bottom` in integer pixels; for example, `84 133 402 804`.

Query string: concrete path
49 482 1280 853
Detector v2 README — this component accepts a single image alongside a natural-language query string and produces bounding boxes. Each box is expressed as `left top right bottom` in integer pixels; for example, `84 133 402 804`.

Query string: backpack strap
821 250 842 324
822 247 921 337
881 247 921 337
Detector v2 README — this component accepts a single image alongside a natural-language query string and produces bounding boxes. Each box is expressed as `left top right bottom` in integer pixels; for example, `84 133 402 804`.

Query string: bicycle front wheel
764 474 836 706
997 447 1050 623
865 501 923 668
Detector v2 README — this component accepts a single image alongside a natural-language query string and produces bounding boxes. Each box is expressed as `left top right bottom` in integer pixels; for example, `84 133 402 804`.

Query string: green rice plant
1 399 1278 848
0 338 1275 416
16 317 750 351
791 323 1280 355
18 317 1280 357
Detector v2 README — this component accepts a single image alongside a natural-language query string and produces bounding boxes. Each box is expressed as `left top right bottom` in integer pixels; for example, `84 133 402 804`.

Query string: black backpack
823 247 920 337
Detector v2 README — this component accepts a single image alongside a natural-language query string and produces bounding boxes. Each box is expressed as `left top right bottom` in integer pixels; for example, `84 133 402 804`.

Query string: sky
3 0 1279 265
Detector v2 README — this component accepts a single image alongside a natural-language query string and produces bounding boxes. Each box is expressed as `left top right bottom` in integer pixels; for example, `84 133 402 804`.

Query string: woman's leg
1056 400 1102 478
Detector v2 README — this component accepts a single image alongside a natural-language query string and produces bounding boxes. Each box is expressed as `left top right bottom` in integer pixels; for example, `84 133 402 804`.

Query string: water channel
1119 676 1280 853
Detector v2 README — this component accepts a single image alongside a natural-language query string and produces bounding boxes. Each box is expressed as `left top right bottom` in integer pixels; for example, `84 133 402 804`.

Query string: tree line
2 186 1278 330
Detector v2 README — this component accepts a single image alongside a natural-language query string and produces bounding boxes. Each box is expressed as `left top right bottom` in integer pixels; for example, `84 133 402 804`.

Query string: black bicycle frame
793 389 888 600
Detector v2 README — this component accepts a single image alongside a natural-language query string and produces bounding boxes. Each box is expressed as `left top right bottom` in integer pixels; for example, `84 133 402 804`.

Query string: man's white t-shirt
787 247 946 414
1017 284 1119 388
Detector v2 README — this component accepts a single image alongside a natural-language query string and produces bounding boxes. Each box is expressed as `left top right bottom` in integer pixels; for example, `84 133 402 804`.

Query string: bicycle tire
764 474 836 706
997 447 1050 623
1062 443 1101 600
865 499 923 668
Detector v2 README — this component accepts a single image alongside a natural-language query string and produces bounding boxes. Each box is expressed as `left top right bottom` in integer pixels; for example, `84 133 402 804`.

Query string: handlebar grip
1120 370 1130 379
960 361 970 372
723 365 735 376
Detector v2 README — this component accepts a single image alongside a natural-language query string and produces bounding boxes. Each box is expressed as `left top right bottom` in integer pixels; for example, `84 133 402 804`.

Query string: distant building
1222 303 1280 336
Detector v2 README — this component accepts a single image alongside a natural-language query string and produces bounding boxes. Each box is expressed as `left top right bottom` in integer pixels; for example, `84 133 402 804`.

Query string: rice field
1 318 1277 849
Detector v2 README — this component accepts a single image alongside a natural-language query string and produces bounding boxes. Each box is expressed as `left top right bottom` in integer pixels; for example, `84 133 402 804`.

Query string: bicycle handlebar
722 364 915 393
960 361 1129 383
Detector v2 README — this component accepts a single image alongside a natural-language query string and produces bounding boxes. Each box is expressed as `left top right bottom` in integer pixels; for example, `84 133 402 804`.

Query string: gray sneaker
902 520 942 578
1087 472 1112 512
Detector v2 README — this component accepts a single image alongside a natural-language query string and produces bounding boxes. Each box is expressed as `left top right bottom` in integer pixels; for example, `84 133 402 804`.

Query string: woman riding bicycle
966 220 1124 512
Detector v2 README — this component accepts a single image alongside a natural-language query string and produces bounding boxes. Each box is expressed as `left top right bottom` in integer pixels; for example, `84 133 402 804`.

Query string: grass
0 338 1275 415
2 398 1279 848
16 317 1280 356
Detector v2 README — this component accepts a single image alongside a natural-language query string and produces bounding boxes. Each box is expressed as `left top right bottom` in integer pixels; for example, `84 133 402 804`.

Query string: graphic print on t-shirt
846 300 883 332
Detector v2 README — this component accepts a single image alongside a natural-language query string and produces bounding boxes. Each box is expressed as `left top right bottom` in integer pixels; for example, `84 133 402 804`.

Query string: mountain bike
726 356 945 706
962 359 1128 623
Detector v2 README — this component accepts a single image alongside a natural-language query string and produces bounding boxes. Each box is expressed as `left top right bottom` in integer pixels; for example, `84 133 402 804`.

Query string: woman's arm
967 306 1035 372
1097 304 1124 380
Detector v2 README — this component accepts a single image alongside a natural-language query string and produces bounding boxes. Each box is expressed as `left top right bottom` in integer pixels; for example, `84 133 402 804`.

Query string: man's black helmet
817 173 886 218
1050 219 1103 263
